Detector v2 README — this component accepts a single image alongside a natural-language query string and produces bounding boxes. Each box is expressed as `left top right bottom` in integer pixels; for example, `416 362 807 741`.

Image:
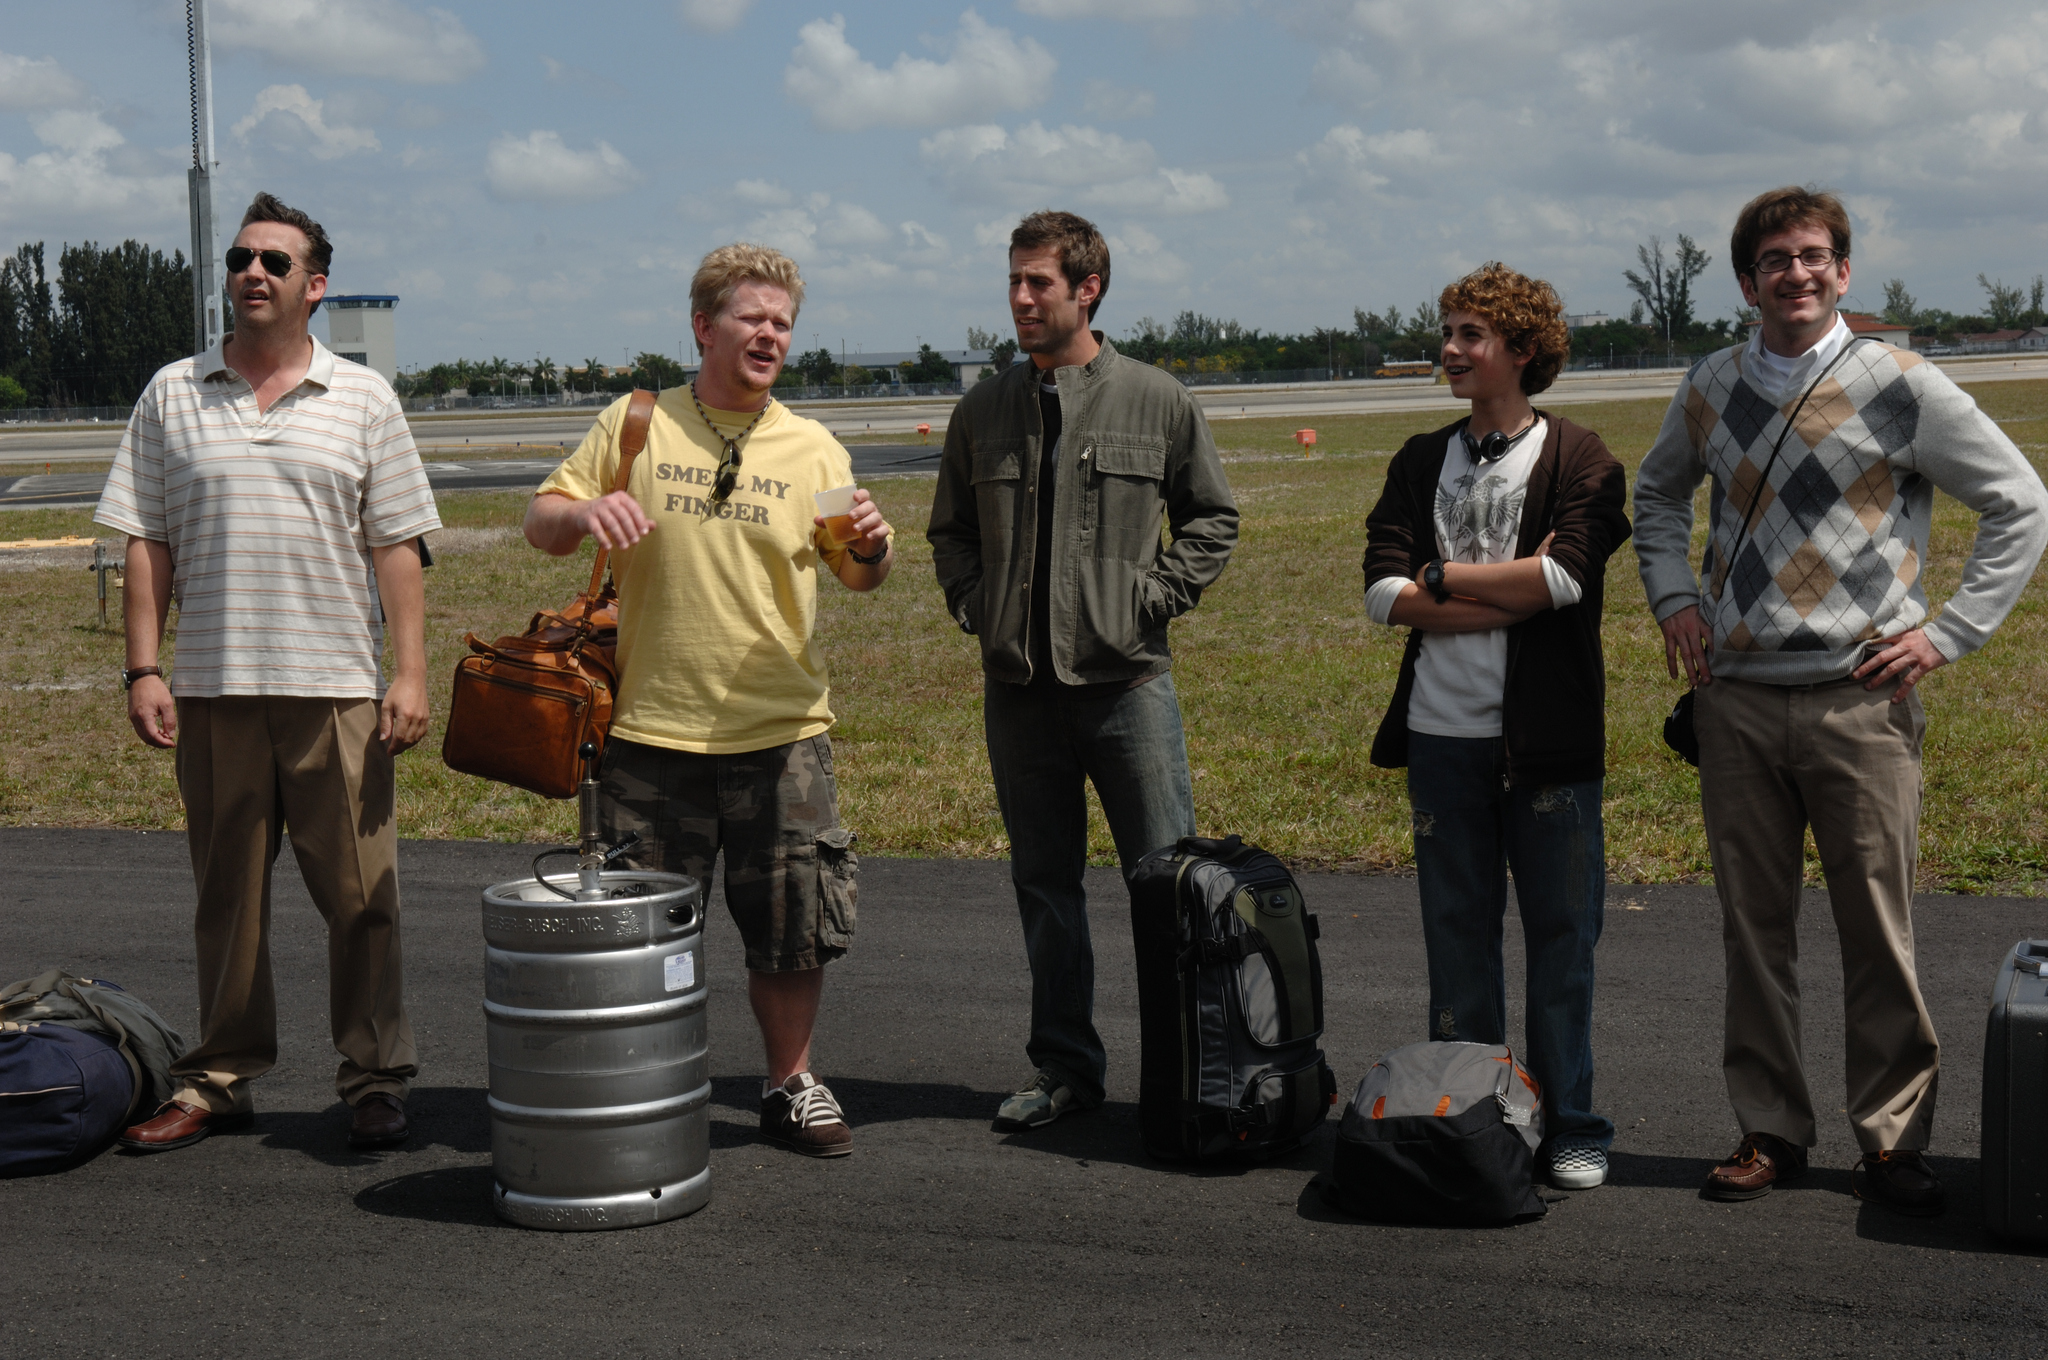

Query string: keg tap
533 741 639 901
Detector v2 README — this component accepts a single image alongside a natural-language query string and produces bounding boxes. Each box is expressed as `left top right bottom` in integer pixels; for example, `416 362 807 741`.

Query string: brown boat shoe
118 1099 254 1153
1704 1131 1808 1201
1853 1149 1946 1218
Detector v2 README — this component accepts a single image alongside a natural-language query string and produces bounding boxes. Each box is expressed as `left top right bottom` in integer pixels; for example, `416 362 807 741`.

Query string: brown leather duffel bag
440 389 656 799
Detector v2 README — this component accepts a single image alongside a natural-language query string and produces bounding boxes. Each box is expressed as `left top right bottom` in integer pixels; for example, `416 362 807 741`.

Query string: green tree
1882 279 1919 327
902 343 956 385
634 351 687 388
0 374 26 408
793 347 838 385
1624 234 1711 343
1976 274 2027 329
533 356 558 395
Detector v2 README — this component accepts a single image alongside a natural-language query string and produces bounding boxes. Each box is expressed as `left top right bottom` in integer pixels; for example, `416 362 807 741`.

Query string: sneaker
1703 1131 1808 1201
760 1073 852 1158
1853 1149 1945 1218
992 1069 1081 1132
1548 1143 1608 1190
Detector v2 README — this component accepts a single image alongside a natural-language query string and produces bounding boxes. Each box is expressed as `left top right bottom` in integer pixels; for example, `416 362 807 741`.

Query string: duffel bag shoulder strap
583 387 659 599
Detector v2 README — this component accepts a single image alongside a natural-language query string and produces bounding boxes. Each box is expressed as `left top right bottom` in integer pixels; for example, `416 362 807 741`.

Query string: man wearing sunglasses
97 192 441 1155
525 243 892 1158
1634 186 2047 1216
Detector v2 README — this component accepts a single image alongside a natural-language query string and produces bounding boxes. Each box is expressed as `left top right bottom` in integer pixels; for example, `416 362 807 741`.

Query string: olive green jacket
928 336 1239 685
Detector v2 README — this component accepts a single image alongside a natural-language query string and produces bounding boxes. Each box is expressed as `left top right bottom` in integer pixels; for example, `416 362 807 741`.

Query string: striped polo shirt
95 336 442 699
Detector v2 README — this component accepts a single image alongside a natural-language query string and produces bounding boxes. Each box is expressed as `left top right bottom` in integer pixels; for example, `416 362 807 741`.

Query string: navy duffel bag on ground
0 972 188 1176
1 1020 135 1175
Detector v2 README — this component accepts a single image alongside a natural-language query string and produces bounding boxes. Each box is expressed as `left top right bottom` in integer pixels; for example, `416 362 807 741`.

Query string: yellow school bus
1374 360 1436 379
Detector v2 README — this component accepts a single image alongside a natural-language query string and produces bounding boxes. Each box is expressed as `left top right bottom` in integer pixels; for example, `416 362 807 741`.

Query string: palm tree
533 355 558 396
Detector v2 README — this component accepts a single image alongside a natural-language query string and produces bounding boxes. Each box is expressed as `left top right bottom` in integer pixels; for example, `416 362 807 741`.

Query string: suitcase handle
2016 941 2048 975
1175 833 1250 861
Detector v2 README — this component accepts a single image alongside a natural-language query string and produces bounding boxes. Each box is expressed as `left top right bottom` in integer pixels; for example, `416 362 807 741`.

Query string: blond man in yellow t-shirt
525 243 893 1158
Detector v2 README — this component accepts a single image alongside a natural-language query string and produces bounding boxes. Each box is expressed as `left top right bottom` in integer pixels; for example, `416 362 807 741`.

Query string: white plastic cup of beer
814 484 861 544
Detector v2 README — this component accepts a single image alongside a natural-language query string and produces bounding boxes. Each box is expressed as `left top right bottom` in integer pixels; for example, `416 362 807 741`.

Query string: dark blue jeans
983 673 1198 1106
1407 732 1613 1151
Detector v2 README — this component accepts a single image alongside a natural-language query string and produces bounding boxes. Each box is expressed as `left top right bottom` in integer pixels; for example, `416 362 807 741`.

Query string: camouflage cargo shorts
598 734 858 972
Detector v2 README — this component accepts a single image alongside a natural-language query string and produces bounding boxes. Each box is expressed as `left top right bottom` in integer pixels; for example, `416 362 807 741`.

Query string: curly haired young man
1361 263 1632 1189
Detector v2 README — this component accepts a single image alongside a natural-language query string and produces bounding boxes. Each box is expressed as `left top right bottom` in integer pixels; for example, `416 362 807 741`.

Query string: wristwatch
847 542 888 566
1422 558 1450 604
121 666 163 690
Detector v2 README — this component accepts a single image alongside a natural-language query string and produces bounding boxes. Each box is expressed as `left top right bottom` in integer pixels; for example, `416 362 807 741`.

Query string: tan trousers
170 696 417 1113
1695 675 1937 1154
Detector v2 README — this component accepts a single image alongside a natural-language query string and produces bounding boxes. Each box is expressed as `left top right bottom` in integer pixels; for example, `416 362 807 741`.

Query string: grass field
2 381 2043 893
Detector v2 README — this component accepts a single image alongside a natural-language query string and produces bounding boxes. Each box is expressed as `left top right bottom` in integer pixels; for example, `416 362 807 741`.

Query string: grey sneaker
761 1073 852 1157
993 1069 1081 1132
1548 1143 1609 1190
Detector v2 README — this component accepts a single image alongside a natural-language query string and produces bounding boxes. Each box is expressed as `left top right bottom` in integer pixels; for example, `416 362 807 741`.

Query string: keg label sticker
664 951 695 992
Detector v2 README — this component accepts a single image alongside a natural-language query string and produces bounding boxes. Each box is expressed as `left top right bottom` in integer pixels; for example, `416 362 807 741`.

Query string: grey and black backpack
1129 834 1337 1161
1326 1040 1547 1224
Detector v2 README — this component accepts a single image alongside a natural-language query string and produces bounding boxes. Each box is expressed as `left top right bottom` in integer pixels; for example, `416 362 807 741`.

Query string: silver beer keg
481 868 710 1230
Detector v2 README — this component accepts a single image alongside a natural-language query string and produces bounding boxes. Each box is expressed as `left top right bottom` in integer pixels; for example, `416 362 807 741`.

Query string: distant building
1840 312 1913 347
325 295 398 380
842 348 1001 385
1959 327 2048 352
1564 312 1612 330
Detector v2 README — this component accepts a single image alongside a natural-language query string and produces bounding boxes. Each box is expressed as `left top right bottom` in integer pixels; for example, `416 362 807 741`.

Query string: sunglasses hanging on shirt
1461 418 1540 463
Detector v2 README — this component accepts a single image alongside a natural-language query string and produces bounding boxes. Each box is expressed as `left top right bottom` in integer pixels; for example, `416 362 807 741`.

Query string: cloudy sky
3 1 2044 369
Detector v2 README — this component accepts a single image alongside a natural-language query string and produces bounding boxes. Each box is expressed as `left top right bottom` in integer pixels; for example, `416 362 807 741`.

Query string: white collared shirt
95 337 441 698
1744 313 1853 406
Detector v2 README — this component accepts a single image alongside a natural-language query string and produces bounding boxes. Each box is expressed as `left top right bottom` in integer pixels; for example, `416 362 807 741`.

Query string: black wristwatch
847 542 888 566
122 666 163 690
1422 558 1450 604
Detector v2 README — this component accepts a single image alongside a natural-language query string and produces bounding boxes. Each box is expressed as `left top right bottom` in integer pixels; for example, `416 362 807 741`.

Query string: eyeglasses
1750 247 1844 276
224 247 295 278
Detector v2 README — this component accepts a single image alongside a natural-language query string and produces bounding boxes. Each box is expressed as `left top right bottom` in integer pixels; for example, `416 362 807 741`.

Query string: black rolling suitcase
1129 834 1337 1162
1984 940 2048 1241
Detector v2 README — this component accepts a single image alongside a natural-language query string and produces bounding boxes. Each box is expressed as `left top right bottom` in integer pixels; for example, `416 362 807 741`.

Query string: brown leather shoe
348 1092 410 1149
118 1099 254 1152
1853 1149 1945 1217
1704 1131 1808 1201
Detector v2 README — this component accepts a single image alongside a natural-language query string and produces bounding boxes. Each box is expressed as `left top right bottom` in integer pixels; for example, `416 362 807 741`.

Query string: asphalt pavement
4 827 2044 1359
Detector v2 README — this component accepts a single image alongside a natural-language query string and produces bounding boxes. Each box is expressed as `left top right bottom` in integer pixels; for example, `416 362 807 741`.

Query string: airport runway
3 827 2043 1358
0 444 942 511
8 355 2044 473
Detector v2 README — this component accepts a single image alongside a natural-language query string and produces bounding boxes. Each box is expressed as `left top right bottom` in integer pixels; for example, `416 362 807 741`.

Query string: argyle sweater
1635 338 2048 684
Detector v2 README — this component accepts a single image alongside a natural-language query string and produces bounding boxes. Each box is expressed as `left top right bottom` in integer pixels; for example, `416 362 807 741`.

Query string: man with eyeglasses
525 243 891 1158
99 192 441 1154
1634 186 2047 1216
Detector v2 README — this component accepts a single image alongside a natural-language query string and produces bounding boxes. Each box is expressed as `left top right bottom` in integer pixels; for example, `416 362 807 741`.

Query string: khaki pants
1696 675 1937 1154
170 696 417 1113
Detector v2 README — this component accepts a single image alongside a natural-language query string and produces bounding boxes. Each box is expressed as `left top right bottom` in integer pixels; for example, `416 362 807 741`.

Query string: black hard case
1129 834 1336 1162
1983 940 2048 1241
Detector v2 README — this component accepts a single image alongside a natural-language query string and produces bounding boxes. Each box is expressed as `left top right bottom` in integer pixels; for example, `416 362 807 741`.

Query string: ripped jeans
1406 732 1612 1151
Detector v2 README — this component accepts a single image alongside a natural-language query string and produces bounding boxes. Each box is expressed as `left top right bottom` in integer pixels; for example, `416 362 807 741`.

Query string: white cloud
1083 80 1156 120
232 85 381 160
0 110 183 227
0 51 90 110
1106 223 1188 286
485 131 642 201
732 178 793 207
207 0 485 85
783 11 1055 132
678 0 754 33
1017 0 1221 16
921 121 1228 215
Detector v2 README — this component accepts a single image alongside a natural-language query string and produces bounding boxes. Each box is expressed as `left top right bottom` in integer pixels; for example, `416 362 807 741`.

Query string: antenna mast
186 0 222 357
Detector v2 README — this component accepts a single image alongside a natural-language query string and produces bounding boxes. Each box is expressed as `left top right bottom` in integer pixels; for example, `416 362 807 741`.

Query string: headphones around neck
1463 419 1538 463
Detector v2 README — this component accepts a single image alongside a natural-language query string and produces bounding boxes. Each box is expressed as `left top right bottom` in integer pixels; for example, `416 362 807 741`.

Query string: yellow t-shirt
536 391 857 754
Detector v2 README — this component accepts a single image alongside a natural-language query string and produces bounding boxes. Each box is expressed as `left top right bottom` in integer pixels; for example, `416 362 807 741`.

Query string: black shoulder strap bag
1662 339 1864 765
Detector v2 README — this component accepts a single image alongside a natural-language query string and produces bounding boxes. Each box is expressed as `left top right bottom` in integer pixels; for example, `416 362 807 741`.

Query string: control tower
325 294 398 380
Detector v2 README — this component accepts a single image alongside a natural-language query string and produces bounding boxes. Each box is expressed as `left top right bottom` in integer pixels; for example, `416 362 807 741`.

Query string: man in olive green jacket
928 210 1238 1131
